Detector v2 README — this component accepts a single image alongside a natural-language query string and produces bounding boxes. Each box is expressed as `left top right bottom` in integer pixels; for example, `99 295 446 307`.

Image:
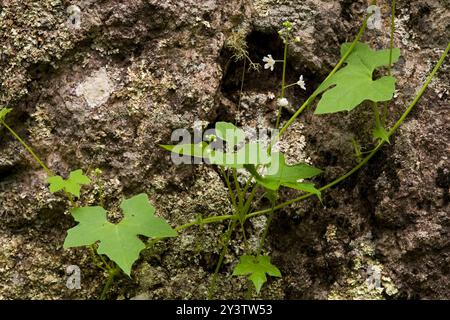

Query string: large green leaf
47 169 91 198
64 193 177 275
247 152 322 197
315 42 401 114
233 255 281 294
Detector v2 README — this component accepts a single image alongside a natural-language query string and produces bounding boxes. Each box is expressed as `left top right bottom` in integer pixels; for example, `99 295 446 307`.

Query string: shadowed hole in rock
435 166 450 204
0 166 21 190
219 29 320 126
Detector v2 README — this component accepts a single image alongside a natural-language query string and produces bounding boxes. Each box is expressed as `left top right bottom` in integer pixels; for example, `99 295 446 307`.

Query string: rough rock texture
0 0 449 299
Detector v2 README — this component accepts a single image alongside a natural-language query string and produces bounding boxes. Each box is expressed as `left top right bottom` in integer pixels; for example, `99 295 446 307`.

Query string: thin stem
242 176 253 195
0 120 52 176
242 185 258 218
284 82 298 89
1 119 78 207
100 267 119 300
372 102 382 128
389 42 450 134
256 202 275 256
89 245 108 272
247 42 450 221
239 220 249 253
219 167 238 211
232 168 244 209
384 0 395 130
66 192 77 208
280 35 289 99
352 138 363 163
236 59 246 125
97 252 113 271
388 0 396 76
275 32 290 129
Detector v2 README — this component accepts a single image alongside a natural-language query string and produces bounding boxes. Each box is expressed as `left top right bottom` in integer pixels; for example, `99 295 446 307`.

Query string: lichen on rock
0 0 449 300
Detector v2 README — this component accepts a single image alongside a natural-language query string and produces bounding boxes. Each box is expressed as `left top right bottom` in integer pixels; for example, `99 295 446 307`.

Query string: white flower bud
277 98 289 107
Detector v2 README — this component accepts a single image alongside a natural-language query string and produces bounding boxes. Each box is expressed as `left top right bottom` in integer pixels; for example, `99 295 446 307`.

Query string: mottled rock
0 0 449 300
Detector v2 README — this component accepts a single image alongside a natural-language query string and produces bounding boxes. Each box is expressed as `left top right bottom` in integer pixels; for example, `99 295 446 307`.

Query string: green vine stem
0 120 52 176
372 102 382 128
0 120 78 206
384 0 397 122
388 0 396 76
0 118 114 292
275 26 290 129
100 266 120 300
236 59 246 125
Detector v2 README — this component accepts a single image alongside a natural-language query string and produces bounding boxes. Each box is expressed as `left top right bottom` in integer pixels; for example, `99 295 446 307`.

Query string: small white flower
297 75 306 90
277 98 289 107
367 5 382 30
294 36 301 43
263 54 276 71
267 92 275 100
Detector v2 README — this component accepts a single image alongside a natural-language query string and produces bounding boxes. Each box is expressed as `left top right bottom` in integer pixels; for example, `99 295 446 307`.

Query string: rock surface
0 0 449 299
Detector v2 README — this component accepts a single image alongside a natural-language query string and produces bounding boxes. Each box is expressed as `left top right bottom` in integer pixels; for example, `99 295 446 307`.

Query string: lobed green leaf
372 124 390 144
315 42 401 114
64 193 177 275
233 255 281 294
47 169 91 198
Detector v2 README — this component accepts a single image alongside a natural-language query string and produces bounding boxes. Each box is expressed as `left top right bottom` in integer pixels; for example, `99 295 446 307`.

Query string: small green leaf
64 193 177 275
233 255 281 294
0 107 12 121
47 176 65 193
215 122 246 146
47 169 91 198
372 124 390 144
315 42 401 114
249 152 322 197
